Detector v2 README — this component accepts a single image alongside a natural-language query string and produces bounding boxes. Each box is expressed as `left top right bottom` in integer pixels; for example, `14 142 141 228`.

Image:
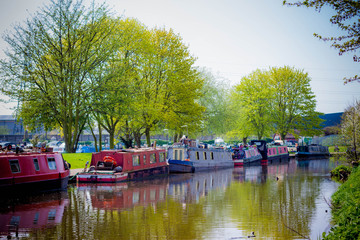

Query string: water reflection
0 192 69 239
0 159 339 239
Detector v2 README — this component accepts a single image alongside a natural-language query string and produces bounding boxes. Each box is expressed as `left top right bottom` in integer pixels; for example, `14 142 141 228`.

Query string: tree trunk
145 127 151 146
98 120 102 151
88 119 98 152
242 137 248 145
133 130 142 148
109 129 115 149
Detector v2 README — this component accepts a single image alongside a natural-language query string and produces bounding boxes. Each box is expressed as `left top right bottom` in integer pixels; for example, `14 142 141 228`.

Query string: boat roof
98 148 165 153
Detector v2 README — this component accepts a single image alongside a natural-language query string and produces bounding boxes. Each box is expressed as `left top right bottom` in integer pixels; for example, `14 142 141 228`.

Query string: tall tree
134 27 204 145
269 66 323 140
198 68 231 137
230 69 273 140
88 18 147 149
341 100 360 161
283 0 360 83
0 0 118 152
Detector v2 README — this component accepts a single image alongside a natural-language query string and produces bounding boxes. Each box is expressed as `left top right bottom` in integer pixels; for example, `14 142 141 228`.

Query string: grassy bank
62 153 92 169
323 166 360 239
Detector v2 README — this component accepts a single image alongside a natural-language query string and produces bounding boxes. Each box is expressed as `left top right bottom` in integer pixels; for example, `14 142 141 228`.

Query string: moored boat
249 140 289 162
0 151 70 193
232 145 263 166
76 148 169 183
295 144 330 160
167 141 234 173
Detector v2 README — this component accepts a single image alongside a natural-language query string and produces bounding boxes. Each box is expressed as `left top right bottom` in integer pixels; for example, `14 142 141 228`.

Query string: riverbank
323 166 360 239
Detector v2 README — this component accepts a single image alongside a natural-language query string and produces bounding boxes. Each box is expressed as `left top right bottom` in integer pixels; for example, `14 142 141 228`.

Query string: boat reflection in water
76 178 169 210
231 158 330 183
0 192 69 239
168 168 233 203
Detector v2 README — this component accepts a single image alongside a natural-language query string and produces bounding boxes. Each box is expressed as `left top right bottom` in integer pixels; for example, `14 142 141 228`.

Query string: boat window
174 150 178 160
204 152 207 160
196 152 200 160
179 150 183 160
33 158 40 171
33 212 40 225
143 155 147 165
211 152 214 160
150 153 156 164
48 209 56 221
159 152 165 162
9 160 20 173
47 158 57 170
132 155 140 166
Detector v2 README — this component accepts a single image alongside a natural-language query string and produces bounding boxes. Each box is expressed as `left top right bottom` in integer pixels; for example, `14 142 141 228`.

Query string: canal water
0 158 339 240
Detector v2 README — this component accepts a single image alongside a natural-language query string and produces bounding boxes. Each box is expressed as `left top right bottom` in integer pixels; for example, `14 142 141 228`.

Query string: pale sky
0 0 359 115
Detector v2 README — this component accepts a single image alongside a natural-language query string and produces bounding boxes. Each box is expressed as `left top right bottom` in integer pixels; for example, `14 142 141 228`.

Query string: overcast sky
0 0 359 115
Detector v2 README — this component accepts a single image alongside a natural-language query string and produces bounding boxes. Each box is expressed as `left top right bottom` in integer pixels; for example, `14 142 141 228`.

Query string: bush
330 165 352 182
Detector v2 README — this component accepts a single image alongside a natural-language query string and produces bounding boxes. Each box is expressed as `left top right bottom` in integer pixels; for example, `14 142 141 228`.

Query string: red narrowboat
0 152 70 193
76 148 169 183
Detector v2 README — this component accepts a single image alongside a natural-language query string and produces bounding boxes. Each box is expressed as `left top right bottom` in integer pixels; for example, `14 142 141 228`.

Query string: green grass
62 153 92 169
328 145 347 153
324 166 360 239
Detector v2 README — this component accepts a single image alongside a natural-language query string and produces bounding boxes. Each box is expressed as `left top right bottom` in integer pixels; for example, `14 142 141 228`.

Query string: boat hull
0 175 69 193
295 152 330 160
168 160 194 173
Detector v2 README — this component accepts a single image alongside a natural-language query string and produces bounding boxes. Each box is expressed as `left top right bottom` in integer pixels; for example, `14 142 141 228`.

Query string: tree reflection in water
1 159 338 239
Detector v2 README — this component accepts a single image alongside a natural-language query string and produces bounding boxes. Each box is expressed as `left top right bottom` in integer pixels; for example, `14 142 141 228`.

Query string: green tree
0 0 119 152
341 100 360 162
198 68 232 137
283 0 360 83
230 69 273 140
269 66 323 140
133 27 204 145
88 18 147 149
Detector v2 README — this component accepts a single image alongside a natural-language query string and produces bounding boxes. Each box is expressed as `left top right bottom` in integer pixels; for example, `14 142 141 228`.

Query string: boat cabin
0 152 70 192
90 148 167 172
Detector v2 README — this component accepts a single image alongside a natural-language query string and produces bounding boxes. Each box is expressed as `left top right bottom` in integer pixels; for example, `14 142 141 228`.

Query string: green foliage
323 126 340 136
198 68 232 136
229 66 322 140
269 66 323 139
341 100 360 161
230 69 273 140
324 167 360 239
330 165 352 182
0 0 119 153
283 0 360 83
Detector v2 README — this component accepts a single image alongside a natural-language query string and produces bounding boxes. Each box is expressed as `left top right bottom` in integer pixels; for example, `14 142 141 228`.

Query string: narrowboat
232 146 263 166
167 140 234 173
249 140 290 162
0 151 70 193
76 148 169 183
295 144 330 160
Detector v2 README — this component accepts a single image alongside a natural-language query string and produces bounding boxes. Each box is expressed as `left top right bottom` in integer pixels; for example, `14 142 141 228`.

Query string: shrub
330 165 352 182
